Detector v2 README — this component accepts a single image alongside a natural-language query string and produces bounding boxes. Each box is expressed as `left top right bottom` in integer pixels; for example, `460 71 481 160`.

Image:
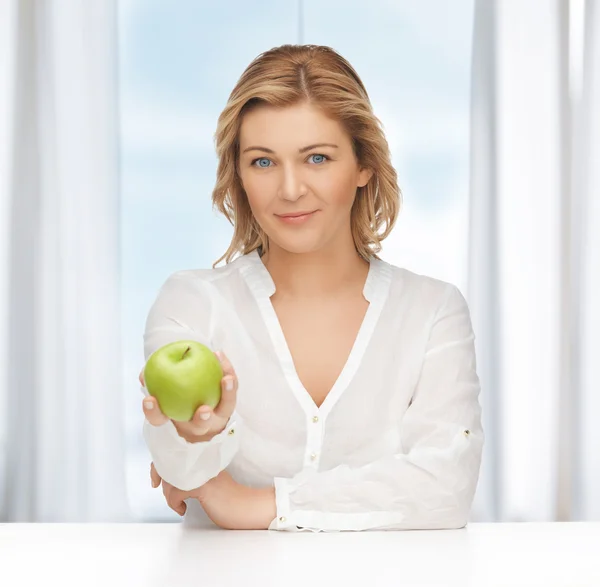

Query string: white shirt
141 249 484 532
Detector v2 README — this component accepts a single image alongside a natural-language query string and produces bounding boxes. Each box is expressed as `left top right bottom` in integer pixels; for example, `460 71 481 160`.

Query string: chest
270 295 369 408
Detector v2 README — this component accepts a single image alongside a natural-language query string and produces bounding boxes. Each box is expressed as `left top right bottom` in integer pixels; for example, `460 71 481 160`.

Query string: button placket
305 411 323 468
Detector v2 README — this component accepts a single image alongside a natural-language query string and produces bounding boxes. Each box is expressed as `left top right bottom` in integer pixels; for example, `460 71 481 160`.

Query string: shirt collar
238 248 389 303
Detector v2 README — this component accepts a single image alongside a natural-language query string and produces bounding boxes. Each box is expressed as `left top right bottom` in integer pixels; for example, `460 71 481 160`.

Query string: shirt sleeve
141 272 243 492
269 283 484 532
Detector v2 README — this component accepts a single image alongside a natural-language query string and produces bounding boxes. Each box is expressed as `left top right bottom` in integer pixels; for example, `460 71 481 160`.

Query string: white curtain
469 0 599 522
579 0 600 521
0 0 131 521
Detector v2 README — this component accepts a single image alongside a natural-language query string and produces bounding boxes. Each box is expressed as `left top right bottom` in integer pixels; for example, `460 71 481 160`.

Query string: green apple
143 340 223 421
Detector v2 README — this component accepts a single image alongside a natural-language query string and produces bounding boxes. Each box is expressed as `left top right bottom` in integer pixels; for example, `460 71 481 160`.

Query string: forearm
143 416 241 491
234 486 277 530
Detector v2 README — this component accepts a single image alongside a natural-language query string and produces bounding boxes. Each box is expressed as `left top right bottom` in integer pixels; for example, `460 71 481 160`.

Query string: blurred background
0 0 598 523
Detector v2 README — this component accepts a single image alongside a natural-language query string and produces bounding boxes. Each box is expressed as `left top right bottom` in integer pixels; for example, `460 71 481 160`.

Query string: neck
259 241 370 300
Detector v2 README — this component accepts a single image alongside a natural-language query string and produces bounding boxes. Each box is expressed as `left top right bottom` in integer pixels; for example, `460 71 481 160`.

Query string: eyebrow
241 143 339 154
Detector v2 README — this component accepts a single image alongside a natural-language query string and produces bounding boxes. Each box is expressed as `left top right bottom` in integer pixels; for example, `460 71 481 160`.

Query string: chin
269 233 323 255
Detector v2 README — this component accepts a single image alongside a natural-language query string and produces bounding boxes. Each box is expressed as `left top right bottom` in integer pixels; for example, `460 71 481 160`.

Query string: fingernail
144 401 153 410
215 351 223 361
226 378 234 391
199 412 210 421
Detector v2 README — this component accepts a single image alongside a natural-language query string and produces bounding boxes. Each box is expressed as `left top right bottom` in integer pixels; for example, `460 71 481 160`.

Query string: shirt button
228 428 235 435
310 453 317 461
312 416 319 423
279 516 286 523
464 429 470 437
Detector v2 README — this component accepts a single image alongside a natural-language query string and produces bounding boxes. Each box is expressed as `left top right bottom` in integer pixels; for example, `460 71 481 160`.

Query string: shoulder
384 262 471 330
157 254 247 292
145 255 250 325
381 258 469 317
380 260 474 347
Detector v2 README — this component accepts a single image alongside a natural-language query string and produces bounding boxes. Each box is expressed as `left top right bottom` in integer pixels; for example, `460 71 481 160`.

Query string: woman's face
237 101 373 255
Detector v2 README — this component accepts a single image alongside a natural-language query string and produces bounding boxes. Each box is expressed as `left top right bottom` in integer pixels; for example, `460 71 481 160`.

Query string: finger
166 488 187 517
214 374 237 419
142 397 169 426
139 369 145 387
215 350 236 379
150 462 161 488
188 405 214 436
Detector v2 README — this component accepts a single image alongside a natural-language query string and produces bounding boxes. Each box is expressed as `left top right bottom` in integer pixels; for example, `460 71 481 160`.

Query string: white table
1 522 599 586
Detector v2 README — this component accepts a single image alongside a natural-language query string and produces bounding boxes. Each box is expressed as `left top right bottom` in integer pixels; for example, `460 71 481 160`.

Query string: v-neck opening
238 249 392 420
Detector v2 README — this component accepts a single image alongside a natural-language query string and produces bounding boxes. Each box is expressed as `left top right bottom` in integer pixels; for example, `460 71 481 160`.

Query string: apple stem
182 346 191 360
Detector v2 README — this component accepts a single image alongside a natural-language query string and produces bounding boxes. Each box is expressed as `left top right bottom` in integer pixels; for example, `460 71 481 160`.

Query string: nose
278 164 307 202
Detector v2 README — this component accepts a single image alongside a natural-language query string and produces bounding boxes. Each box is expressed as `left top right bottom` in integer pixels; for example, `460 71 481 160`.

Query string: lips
276 211 317 218
275 210 319 224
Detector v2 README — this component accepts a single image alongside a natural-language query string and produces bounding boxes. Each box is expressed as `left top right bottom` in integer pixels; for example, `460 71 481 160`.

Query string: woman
139 44 484 532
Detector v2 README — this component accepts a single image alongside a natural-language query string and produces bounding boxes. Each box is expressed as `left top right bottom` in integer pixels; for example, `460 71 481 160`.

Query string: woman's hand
140 350 238 443
150 462 206 516
151 464 277 529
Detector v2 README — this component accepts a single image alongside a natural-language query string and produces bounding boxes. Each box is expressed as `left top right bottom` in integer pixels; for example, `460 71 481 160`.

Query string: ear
357 167 374 188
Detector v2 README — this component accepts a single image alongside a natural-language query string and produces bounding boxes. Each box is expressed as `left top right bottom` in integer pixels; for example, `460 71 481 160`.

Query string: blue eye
252 157 272 168
250 153 330 168
309 154 329 164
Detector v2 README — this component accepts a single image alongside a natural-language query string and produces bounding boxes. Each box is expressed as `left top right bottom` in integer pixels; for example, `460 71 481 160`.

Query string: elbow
419 503 470 531
445 507 470 529
424 482 475 530
417 502 471 531
443 487 476 529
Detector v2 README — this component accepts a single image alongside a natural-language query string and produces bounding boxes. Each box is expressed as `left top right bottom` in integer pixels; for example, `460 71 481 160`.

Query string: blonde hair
211 44 401 268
